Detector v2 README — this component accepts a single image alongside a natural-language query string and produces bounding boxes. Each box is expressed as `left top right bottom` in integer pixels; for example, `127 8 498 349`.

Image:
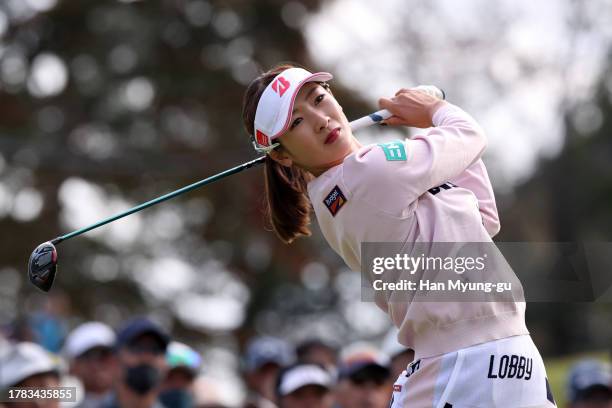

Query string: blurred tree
497 54 612 355
0 0 372 348
1 0 610 362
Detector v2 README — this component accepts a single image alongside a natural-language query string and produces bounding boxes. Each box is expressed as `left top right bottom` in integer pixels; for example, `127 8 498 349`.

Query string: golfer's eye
290 117 302 129
315 94 325 104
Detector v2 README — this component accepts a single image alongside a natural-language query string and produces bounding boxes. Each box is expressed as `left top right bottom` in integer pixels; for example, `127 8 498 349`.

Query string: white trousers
390 335 557 408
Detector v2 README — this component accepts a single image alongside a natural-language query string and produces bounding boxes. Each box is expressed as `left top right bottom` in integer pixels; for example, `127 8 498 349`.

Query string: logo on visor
271 76 290 97
255 130 270 147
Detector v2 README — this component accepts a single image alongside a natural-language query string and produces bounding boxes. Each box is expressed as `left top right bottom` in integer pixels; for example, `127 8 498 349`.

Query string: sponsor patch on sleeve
378 141 407 161
323 185 347 217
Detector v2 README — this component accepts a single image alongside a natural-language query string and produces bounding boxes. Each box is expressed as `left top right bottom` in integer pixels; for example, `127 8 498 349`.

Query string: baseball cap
116 317 170 351
567 360 612 402
277 364 333 396
0 342 60 389
253 67 333 153
243 336 295 372
166 341 202 374
338 343 390 380
63 321 116 359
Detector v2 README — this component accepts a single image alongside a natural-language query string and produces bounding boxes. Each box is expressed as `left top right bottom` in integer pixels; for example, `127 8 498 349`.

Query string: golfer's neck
309 138 361 177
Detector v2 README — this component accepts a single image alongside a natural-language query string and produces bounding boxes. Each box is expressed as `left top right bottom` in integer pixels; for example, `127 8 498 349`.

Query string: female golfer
242 64 556 407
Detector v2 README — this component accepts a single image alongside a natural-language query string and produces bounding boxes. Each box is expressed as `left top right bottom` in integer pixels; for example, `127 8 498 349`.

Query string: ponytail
264 157 313 244
242 63 314 244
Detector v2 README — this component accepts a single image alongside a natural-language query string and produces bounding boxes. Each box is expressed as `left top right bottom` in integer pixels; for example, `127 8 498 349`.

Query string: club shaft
53 156 266 244
52 85 445 244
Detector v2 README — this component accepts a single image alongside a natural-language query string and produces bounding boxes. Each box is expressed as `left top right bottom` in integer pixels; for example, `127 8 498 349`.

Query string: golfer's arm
449 160 501 237
401 104 487 198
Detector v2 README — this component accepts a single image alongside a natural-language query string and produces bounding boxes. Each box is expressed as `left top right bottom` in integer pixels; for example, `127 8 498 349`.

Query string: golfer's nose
313 110 330 132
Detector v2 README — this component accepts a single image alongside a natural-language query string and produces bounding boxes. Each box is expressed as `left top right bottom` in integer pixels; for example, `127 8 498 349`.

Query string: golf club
28 85 445 292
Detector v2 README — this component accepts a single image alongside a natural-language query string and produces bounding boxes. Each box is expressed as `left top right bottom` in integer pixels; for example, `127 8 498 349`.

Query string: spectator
0 341 62 408
334 344 392 408
100 317 170 408
567 359 612 408
159 341 202 408
192 376 231 408
29 291 71 353
6 318 36 344
63 322 118 408
242 336 294 408
275 364 334 408
295 339 338 376
381 327 414 381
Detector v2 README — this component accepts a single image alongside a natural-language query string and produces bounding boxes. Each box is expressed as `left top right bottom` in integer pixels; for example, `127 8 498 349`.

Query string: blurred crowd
0 316 610 408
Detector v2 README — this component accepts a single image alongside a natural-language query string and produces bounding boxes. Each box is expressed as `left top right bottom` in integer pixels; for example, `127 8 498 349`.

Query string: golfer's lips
325 127 340 144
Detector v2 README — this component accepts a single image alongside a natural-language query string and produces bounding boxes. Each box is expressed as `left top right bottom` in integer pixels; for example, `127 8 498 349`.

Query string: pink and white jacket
307 103 528 360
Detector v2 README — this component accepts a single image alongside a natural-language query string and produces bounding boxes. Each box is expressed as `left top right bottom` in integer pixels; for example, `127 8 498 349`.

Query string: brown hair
242 64 314 244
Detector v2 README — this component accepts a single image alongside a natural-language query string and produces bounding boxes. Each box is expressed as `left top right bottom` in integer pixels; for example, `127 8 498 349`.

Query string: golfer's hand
378 88 446 128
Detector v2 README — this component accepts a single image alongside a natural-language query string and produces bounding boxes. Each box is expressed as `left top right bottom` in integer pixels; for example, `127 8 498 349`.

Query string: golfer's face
277 83 357 174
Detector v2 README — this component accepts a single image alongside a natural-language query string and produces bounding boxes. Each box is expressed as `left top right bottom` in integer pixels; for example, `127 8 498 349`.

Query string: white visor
278 364 333 396
253 67 333 153
63 321 116 359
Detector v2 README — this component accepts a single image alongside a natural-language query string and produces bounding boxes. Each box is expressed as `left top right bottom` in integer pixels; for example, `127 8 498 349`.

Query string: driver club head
28 242 58 292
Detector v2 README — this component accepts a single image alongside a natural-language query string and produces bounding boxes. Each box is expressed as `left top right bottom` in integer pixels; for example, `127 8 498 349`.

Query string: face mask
124 363 161 395
159 388 194 408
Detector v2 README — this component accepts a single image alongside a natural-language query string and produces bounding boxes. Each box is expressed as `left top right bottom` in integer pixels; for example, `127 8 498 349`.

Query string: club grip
349 85 445 131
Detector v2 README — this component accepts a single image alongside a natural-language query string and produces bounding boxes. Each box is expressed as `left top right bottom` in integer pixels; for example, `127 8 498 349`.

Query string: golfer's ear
269 148 293 167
